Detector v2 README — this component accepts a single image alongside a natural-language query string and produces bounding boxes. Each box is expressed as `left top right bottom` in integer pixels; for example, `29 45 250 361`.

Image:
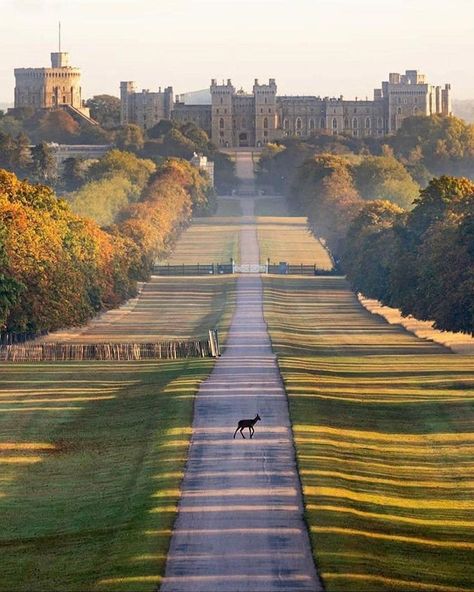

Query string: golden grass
257 216 333 268
162 215 240 264
262 274 474 591
40 275 236 344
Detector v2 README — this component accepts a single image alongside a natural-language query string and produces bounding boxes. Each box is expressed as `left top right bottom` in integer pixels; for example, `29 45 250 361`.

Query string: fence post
231 257 234 274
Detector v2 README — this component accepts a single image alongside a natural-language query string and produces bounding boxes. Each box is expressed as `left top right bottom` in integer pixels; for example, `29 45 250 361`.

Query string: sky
1 0 473 104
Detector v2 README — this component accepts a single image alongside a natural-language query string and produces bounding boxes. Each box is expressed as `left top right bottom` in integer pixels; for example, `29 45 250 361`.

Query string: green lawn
216 198 243 217
162 216 240 264
257 217 333 269
0 253 237 590
254 196 289 216
0 359 212 591
40 276 236 344
263 275 474 592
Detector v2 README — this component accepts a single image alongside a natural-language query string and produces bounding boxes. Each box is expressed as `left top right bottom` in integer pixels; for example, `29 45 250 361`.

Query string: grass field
41 276 236 344
257 217 333 268
263 275 474 592
254 196 289 216
162 215 240 264
0 212 238 589
216 198 242 216
0 360 213 591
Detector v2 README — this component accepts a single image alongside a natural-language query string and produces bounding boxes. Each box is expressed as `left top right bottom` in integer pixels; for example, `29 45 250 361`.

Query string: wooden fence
0 339 214 362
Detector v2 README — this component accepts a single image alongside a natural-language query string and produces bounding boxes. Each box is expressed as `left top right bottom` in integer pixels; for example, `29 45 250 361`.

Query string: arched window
352 118 358 129
219 118 224 129
263 117 268 129
365 117 371 129
332 118 338 129
320 117 325 129
344 118 349 128
283 118 289 130
220 97 223 105
296 117 302 131
309 118 315 130
397 107 402 115
377 117 383 128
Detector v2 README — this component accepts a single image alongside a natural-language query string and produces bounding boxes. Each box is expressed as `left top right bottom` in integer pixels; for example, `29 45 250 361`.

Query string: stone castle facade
14 51 92 121
122 69 452 148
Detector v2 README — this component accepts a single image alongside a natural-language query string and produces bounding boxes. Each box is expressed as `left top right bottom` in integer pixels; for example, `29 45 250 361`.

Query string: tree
343 200 405 301
30 142 56 183
87 149 155 190
37 110 80 143
148 119 175 139
352 154 420 208
391 115 474 177
85 95 121 128
62 157 87 192
12 132 32 173
115 124 145 152
409 175 474 237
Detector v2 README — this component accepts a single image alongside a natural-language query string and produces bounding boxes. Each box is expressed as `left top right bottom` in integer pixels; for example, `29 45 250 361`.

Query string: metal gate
233 264 267 274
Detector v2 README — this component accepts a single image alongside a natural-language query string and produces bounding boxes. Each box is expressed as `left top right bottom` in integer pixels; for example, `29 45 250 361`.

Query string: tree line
0 98 237 194
258 124 473 335
0 156 215 336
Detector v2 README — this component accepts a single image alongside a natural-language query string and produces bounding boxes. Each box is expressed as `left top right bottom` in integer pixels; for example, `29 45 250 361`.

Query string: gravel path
160 198 321 592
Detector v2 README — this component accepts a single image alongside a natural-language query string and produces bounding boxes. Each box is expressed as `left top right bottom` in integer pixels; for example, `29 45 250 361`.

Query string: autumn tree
85 95 121 128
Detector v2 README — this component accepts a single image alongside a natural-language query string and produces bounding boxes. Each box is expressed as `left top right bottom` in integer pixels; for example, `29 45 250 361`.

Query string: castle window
265 98 268 104
344 118 349 128
397 107 402 115
268 108 271 113
220 97 223 105
332 118 337 129
377 117 383 128
352 117 358 129
320 118 325 129
219 117 224 129
216 108 219 114
264 130 268 137
296 117 302 130
263 117 268 129
365 117 371 129
414 107 419 115
309 118 315 130
283 118 289 130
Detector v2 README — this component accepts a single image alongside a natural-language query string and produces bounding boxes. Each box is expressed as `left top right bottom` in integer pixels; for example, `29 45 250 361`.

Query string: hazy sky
1 0 473 104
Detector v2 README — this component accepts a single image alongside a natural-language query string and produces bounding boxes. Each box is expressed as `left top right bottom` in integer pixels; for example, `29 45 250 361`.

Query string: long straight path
160 198 321 591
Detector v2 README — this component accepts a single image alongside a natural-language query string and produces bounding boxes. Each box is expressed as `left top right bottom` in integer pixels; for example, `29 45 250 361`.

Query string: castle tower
14 50 83 112
254 78 277 147
120 81 136 125
210 79 235 148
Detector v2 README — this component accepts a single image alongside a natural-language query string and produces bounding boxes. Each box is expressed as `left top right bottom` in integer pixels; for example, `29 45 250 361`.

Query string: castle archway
239 132 249 147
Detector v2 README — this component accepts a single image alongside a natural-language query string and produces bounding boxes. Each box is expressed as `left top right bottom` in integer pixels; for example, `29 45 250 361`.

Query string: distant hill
453 99 474 123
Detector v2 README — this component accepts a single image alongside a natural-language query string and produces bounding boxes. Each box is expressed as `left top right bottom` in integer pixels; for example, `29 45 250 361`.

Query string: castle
121 70 452 148
13 50 93 123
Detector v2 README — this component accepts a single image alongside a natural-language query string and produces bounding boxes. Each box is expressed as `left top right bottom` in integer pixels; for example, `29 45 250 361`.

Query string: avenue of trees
0 156 215 336
259 125 474 335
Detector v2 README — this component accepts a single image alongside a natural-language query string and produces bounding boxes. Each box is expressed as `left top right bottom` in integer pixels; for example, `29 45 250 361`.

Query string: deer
233 414 261 439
